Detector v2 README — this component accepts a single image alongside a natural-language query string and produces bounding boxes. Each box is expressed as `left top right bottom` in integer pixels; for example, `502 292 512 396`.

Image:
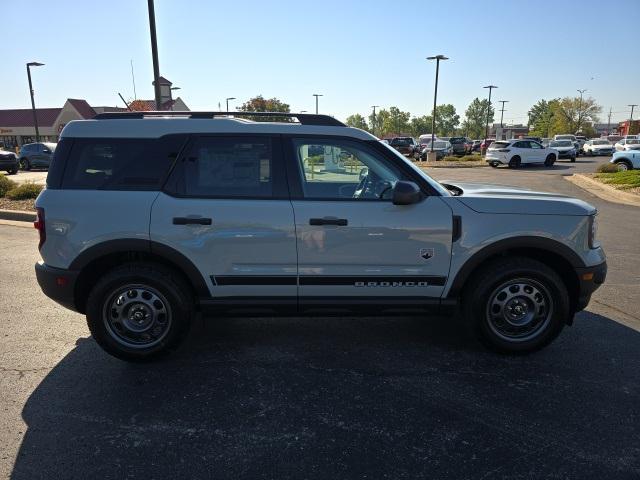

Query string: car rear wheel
463 257 569 353
544 154 555 167
489 162 499 168
19 158 30 171
8 167 18 175
86 262 193 362
508 156 521 168
570 157 576 163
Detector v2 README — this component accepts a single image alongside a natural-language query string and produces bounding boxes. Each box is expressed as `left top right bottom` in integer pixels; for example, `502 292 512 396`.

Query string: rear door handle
173 217 212 225
309 217 348 226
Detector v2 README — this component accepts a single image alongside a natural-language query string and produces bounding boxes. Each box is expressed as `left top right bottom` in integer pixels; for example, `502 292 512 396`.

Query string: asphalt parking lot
1 157 639 479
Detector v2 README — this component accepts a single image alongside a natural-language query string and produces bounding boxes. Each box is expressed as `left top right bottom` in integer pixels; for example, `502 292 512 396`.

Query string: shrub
596 163 618 173
0 174 17 197
5 182 44 200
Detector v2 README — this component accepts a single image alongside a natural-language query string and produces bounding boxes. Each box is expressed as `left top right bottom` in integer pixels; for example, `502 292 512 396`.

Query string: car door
150 134 298 303
285 136 453 313
529 141 545 162
30 144 44 167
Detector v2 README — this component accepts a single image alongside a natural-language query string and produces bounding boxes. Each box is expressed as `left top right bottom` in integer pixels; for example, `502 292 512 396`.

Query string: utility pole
576 89 587 133
427 55 448 152
147 0 162 110
498 100 509 127
313 94 323 114
483 85 497 152
629 104 638 136
607 107 612 135
371 105 380 137
226 97 236 112
26 62 44 143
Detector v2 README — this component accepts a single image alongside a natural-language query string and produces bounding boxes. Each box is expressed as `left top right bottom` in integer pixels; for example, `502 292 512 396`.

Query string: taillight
498 148 511 152
34 207 46 250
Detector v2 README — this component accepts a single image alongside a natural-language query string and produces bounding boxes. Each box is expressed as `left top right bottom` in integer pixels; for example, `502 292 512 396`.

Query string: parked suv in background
0 148 19 174
583 139 614 156
548 140 577 162
486 139 558 167
389 137 419 158
448 137 469 156
19 142 57 170
35 111 606 361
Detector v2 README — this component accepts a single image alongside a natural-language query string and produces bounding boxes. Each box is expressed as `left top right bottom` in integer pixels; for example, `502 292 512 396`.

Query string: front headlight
589 214 599 249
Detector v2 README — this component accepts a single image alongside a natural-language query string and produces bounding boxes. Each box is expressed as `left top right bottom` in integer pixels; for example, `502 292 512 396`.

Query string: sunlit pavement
0 160 638 479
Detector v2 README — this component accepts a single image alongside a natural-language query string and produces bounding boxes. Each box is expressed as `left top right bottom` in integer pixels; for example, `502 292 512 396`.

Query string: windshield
627 139 640 145
449 137 465 144
550 141 573 147
555 135 575 141
391 138 412 146
593 140 610 145
378 141 450 196
433 141 448 149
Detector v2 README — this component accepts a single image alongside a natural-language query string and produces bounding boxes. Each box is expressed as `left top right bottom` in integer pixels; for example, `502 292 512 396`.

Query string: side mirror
392 181 422 205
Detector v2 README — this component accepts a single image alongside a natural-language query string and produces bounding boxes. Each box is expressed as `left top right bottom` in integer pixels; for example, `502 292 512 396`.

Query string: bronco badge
420 248 434 260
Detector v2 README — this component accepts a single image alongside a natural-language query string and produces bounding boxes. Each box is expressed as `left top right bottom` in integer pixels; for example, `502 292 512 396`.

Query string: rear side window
46 138 72 189
172 136 275 198
61 135 186 190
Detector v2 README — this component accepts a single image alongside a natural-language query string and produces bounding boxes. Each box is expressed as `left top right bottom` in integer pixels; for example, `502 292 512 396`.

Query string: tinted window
449 137 465 144
490 141 510 149
178 136 273 198
62 135 186 190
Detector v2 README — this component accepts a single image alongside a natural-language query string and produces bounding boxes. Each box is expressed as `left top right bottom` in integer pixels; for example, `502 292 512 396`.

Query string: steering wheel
353 169 391 199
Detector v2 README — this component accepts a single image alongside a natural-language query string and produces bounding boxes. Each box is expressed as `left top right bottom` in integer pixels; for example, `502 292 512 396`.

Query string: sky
4 0 640 125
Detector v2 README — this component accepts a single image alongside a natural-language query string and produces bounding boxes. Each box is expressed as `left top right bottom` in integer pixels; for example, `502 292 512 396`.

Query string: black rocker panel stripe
211 275 447 287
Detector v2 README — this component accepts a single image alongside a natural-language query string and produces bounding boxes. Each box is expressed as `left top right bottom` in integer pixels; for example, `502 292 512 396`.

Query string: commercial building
0 77 188 150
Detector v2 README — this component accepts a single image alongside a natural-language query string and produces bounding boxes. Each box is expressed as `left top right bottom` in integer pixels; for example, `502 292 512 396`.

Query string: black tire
544 154 555 167
8 167 18 175
463 257 569 354
86 262 193 362
19 158 30 171
508 156 521 168
570 157 576 163
615 160 632 171
489 162 499 168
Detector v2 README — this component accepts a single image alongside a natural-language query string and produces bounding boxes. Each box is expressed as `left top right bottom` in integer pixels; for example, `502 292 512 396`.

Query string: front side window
293 139 405 200
179 136 273 198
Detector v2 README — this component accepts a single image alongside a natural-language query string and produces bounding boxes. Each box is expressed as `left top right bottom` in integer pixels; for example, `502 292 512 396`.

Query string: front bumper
574 261 607 312
35 262 80 312
557 151 575 159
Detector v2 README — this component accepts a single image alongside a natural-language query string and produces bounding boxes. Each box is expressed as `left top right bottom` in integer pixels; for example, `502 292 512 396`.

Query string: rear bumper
574 261 607 312
558 151 575 158
35 262 80 312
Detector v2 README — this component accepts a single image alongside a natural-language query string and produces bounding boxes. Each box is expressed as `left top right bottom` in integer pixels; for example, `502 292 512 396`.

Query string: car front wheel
544 154 555 167
463 257 569 353
86 262 193 362
615 160 631 171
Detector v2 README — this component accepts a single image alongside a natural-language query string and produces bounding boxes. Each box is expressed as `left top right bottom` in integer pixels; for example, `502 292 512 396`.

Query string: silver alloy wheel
103 284 172 349
485 278 552 343
616 162 629 171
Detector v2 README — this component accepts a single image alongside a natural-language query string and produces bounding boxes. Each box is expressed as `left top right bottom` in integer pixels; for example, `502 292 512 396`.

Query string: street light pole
576 89 587 132
226 97 236 112
313 94 323 114
427 55 448 152
483 85 497 152
629 104 638 136
371 105 380 137
26 62 44 143
147 0 162 110
498 100 509 128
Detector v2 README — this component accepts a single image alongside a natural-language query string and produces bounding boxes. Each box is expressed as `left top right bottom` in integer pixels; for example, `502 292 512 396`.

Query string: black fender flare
69 239 210 297
447 236 585 298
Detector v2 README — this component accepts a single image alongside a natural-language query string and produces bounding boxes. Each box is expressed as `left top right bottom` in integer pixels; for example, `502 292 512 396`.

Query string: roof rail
92 111 346 127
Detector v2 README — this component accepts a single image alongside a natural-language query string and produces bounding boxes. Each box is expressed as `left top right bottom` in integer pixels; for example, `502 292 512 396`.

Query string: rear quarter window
61 135 187 190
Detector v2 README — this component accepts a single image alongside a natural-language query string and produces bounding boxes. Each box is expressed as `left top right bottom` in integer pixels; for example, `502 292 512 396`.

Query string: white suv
34 112 606 361
485 139 558 168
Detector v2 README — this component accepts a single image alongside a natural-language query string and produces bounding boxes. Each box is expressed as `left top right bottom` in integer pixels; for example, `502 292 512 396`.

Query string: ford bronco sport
34 111 607 361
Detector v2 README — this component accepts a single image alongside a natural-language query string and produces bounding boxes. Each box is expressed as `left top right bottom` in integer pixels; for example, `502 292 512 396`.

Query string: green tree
345 113 369 131
373 107 411 137
409 115 433 137
528 99 559 138
551 96 601 135
238 95 290 121
433 104 460 136
461 98 495 139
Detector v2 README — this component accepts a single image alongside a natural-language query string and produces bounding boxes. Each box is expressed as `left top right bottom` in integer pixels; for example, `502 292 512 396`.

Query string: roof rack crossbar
92 111 346 127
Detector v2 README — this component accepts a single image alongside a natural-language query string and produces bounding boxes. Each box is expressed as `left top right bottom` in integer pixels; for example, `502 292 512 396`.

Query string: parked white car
583 139 614 156
614 138 640 151
486 139 557 168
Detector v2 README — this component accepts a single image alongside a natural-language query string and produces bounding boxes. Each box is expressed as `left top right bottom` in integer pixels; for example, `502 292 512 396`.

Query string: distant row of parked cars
0 142 57 174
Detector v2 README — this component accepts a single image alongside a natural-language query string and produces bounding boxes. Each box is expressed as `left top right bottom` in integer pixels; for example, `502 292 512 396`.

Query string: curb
0 208 36 223
418 163 488 169
565 174 640 207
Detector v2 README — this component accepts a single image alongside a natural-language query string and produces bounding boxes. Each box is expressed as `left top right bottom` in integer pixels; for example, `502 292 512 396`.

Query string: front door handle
173 217 212 225
309 217 348 226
